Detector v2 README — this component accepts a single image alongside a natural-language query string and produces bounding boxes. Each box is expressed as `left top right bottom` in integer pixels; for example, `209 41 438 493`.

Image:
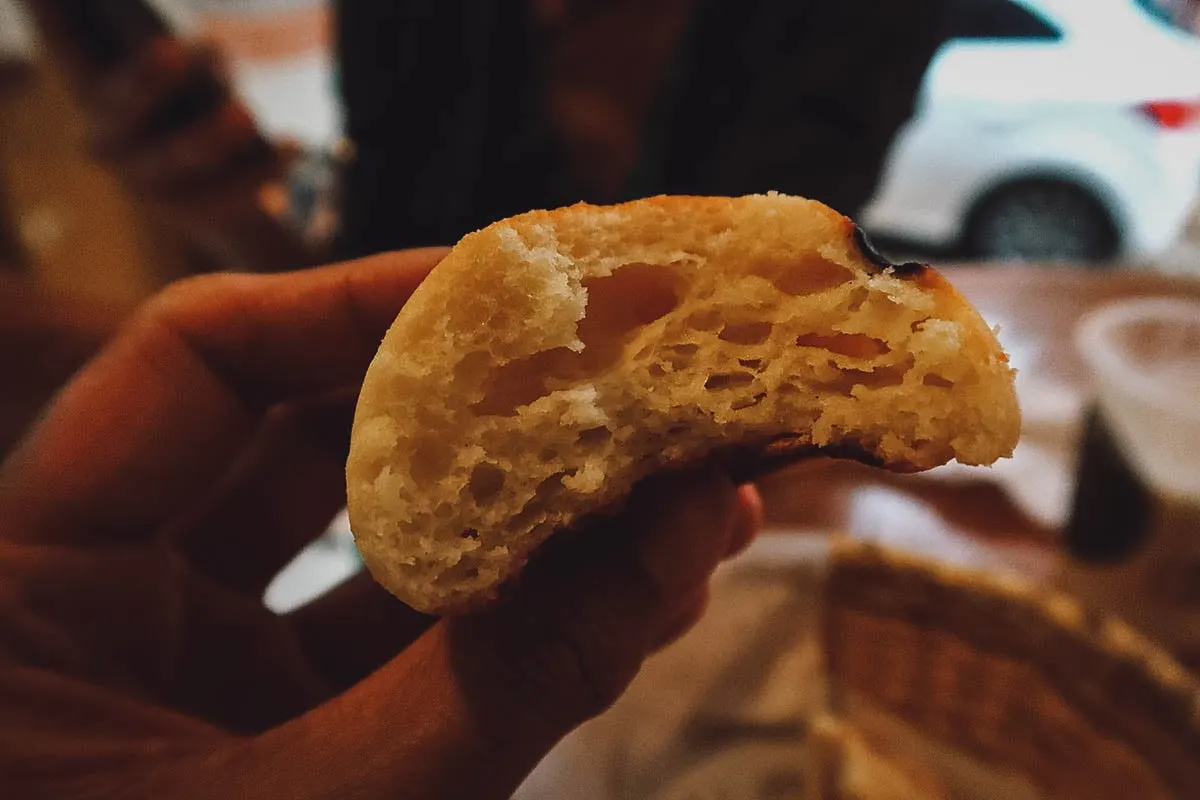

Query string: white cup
1075 297 1200 501
1062 297 1200 665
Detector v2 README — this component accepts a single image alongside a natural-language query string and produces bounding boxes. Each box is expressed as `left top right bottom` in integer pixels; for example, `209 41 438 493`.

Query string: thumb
239 469 750 800
451 467 749 734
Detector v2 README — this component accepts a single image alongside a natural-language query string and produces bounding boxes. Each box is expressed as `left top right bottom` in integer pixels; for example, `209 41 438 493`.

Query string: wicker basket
817 540 1200 800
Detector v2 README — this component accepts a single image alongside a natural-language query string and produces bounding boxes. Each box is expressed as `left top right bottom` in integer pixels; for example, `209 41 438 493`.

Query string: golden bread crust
347 194 1019 613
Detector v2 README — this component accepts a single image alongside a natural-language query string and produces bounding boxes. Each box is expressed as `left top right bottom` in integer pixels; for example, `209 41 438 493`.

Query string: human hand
0 249 762 799
23 0 311 271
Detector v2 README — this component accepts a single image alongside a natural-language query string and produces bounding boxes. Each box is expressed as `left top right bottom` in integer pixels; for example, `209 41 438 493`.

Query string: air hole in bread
578 263 683 348
509 472 570 531
777 382 800 395
719 321 774 345
850 362 909 388
664 343 699 369
738 358 764 371
705 372 756 391
751 254 854 296
490 309 512 329
732 392 767 411
474 264 683 416
454 350 492 385
685 308 722 331
468 463 506 505
577 426 613 447
923 374 954 389
537 472 569 498
817 360 911 395
473 347 573 416
411 436 453 483
648 363 667 378
795 332 890 359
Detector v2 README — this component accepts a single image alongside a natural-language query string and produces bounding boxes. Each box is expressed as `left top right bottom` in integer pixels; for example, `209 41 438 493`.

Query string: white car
861 0 1200 261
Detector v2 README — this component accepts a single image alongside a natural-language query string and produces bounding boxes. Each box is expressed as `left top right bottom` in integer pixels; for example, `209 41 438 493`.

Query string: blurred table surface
4 260 1200 555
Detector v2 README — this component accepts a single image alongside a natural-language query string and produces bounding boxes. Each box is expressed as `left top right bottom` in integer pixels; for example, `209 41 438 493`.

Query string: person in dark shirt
335 0 952 257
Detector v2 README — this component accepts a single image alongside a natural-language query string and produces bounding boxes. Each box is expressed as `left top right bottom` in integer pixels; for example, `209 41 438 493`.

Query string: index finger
0 249 446 545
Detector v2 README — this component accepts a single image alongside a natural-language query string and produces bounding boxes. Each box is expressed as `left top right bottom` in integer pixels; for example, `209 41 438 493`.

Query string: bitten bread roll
347 194 1019 613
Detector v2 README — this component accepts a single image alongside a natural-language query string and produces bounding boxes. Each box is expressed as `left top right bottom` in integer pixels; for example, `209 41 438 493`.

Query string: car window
1132 0 1176 25
1131 0 1199 36
947 0 1063 41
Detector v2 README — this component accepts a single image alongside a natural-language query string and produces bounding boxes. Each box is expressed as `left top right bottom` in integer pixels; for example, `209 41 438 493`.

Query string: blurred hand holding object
18 0 320 273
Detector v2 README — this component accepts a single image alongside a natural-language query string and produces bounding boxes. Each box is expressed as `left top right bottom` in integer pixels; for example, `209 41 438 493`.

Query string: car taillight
1137 99 1200 129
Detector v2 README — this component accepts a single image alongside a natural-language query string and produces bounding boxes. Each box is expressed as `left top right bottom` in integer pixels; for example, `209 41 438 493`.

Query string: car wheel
965 180 1119 262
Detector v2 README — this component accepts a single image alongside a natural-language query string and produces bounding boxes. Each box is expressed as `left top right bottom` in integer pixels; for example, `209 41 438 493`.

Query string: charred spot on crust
851 224 891 269
712 434 893 485
851 224 927 278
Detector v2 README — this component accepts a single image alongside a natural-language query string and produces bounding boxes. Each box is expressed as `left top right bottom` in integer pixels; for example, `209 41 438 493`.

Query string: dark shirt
333 0 954 258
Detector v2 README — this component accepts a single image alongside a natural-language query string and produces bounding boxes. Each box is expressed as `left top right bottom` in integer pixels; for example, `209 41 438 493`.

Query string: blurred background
2 2 1200 796
3 1 1200 300
3 0 1199 307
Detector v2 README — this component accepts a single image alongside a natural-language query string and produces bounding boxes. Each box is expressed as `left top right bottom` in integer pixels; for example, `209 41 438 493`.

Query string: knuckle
481 564 652 729
517 608 642 725
222 102 256 134
140 275 222 321
129 274 252 339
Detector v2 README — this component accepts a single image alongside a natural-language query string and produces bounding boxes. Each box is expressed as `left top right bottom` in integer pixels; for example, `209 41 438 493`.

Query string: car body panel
861 0 1200 258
